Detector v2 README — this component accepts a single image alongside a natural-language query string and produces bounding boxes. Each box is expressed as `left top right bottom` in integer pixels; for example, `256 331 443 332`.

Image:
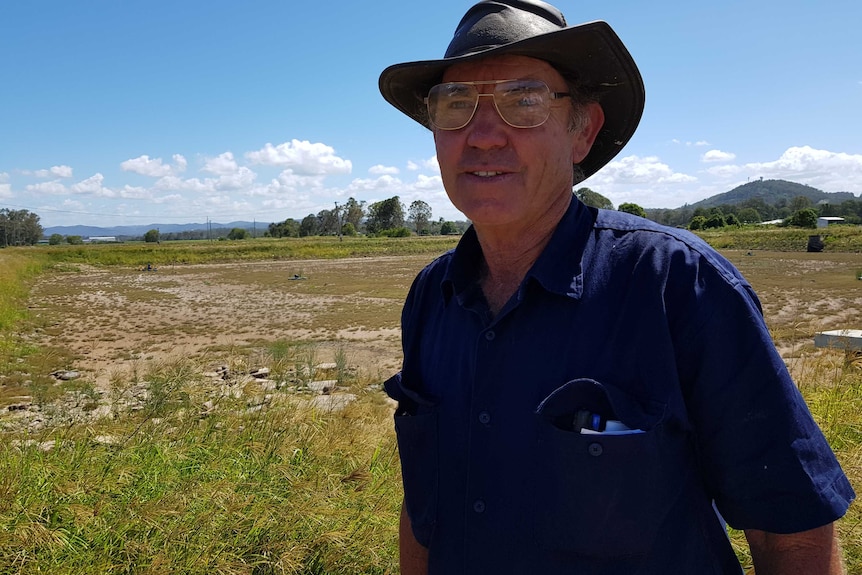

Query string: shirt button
484 330 496 341
478 411 491 425
473 499 486 514
588 442 603 457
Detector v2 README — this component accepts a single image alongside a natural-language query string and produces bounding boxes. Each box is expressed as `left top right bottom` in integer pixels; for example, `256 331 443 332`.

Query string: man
379 1 854 573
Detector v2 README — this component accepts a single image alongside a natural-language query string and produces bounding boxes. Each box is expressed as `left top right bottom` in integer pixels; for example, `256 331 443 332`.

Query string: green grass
2 228 862 573
695 224 862 252
33 235 460 268
0 361 401 574
0 250 49 332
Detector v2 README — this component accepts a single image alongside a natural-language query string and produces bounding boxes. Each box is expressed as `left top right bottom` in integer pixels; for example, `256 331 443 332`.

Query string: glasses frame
425 79 571 131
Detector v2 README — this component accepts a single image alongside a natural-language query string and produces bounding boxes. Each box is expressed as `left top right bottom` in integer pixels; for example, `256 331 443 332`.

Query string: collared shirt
385 198 854 574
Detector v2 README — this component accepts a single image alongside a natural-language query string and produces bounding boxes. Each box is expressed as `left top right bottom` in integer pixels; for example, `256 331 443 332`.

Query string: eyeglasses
425 79 571 130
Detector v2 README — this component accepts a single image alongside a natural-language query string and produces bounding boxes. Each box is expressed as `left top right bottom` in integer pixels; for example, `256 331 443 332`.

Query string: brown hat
378 0 645 180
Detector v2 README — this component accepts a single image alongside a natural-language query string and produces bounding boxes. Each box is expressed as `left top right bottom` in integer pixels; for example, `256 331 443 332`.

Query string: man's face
434 55 602 231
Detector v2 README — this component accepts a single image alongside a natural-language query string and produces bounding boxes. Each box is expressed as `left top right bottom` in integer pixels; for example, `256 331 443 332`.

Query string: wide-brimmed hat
378 0 645 180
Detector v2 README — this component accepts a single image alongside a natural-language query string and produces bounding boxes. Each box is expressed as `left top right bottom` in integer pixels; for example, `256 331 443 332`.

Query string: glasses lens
427 83 478 130
426 80 556 130
493 80 551 128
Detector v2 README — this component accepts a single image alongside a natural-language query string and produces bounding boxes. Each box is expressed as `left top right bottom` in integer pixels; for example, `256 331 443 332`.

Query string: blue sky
2 0 861 228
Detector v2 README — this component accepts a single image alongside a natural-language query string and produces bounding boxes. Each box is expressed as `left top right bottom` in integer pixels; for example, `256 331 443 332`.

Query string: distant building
816 217 845 228
85 236 119 243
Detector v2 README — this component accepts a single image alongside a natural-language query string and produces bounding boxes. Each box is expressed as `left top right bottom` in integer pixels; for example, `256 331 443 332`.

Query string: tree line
574 188 862 230
15 185 858 249
647 196 862 229
266 196 466 239
0 209 43 247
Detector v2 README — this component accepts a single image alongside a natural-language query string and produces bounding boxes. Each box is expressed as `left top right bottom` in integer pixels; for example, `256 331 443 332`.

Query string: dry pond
21 249 862 391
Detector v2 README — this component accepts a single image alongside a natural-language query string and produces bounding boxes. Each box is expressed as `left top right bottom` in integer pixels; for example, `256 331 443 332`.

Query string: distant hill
687 179 857 209
43 221 272 239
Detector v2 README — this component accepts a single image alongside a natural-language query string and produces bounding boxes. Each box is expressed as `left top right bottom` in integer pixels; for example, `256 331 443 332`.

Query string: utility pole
334 202 343 242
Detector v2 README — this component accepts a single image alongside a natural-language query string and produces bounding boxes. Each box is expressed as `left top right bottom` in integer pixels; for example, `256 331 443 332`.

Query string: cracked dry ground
27 255 439 391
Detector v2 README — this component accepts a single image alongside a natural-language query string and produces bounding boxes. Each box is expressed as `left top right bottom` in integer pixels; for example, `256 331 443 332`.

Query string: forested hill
688 179 856 210
642 179 860 228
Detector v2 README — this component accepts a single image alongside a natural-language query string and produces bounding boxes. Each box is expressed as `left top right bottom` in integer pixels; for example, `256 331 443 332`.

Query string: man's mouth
471 171 505 177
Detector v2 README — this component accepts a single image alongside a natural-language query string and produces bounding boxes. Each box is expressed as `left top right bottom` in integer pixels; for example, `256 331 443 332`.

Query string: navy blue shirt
385 198 854 574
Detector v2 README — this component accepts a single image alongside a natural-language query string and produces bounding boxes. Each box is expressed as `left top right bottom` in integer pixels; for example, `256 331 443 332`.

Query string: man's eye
503 89 543 107
445 97 474 110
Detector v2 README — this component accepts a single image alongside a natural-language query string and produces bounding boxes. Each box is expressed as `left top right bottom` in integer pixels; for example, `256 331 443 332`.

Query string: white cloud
121 154 186 177
116 185 152 200
244 140 352 175
151 164 257 195
596 155 697 185
346 175 403 192
702 149 737 163
406 156 439 172
215 166 257 191
71 173 114 197
202 152 239 175
153 193 183 205
26 165 74 178
155 176 219 194
26 180 68 195
705 164 743 178
25 173 117 198
0 173 10 197
743 146 862 191
173 154 188 172
369 164 399 175
414 174 443 190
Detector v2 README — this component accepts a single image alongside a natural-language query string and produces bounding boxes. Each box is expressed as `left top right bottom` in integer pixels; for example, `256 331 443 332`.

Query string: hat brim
378 21 644 181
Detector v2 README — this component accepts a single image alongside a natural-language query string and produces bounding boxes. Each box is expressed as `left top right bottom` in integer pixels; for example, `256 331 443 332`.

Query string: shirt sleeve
668 246 854 533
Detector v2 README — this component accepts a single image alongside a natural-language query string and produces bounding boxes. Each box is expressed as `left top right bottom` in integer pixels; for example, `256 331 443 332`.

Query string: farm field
0 238 861 573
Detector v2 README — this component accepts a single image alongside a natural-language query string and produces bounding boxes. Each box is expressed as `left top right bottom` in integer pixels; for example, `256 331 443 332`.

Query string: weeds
0 356 401 574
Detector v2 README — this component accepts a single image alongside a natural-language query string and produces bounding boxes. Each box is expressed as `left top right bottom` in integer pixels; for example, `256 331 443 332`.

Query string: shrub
618 203 646 218
376 227 412 238
704 213 727 229
227 227 248 240
788 208 818 228
689 215 707 230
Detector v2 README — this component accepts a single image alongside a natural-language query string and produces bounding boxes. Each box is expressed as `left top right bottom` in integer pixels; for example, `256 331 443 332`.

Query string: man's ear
572 103 605 164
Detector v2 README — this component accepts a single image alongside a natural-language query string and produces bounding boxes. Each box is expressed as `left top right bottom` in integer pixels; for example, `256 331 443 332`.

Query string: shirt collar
441 198 596 304
527 199 595 300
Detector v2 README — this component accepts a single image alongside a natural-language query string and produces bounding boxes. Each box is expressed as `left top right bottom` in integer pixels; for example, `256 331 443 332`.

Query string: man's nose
465 98 508 148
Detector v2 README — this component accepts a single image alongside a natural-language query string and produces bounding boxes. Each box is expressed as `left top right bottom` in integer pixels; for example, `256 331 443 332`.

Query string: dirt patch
26 256 437 390
21 250 862 391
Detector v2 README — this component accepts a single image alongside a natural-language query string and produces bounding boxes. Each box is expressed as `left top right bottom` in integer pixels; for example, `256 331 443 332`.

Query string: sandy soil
27 257 432 390
23 250 862 391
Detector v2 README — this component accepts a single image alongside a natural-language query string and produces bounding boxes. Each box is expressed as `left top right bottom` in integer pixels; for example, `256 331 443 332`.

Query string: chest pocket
533 378 690 558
